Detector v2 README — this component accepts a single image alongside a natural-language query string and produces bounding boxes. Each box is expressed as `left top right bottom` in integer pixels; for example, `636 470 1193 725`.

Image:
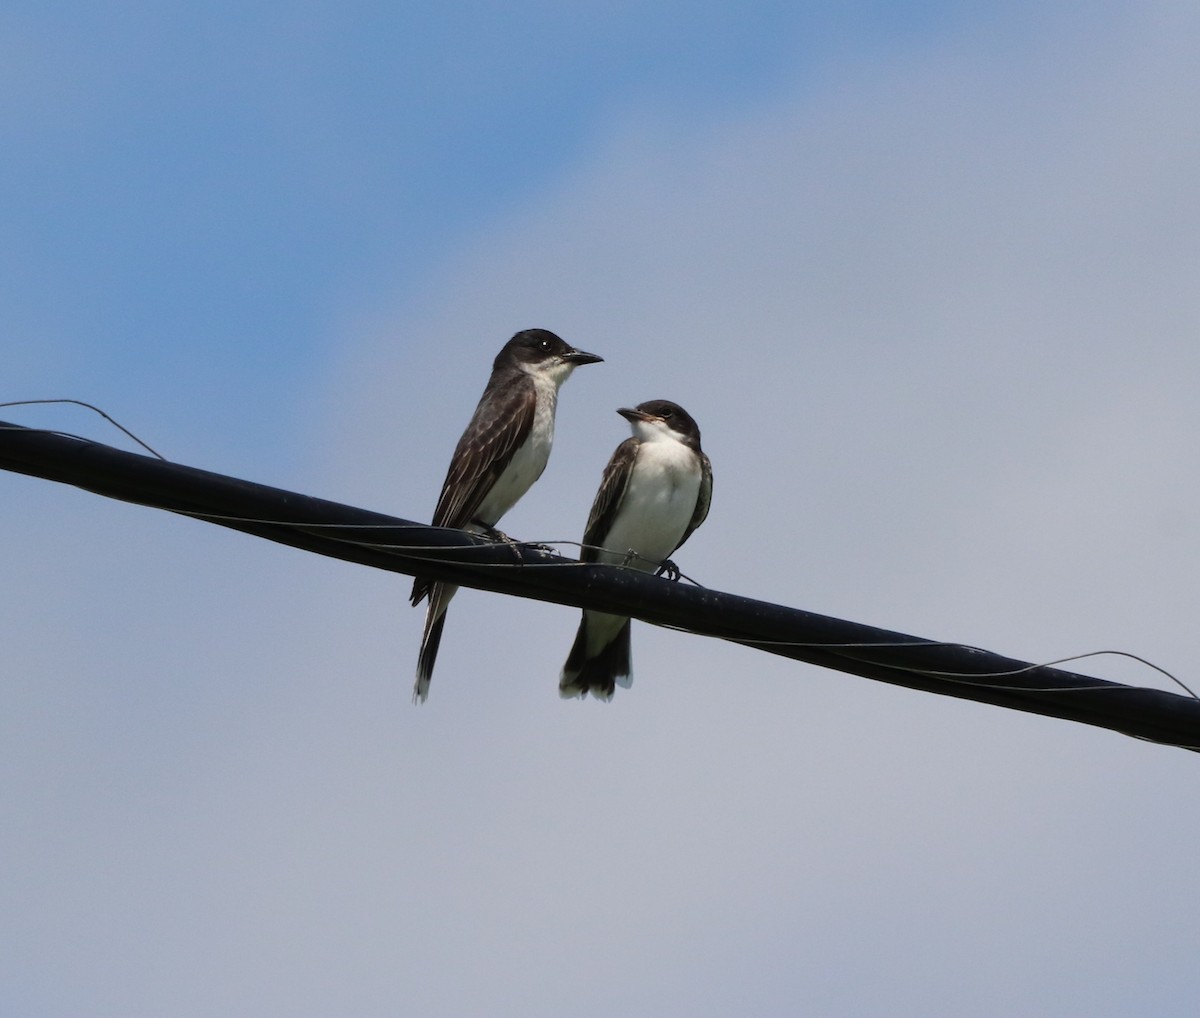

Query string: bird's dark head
496 329 603 380
617 399 702 448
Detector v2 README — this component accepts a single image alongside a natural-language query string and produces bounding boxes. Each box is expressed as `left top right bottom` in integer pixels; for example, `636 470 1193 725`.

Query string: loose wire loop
0 400 167 460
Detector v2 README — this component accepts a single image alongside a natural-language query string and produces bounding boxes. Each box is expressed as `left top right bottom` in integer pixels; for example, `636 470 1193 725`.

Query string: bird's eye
660 408 673 418
540 338 551 351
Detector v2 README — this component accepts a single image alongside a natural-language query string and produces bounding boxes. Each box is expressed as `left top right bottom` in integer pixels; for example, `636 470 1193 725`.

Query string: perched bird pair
410 328 712 702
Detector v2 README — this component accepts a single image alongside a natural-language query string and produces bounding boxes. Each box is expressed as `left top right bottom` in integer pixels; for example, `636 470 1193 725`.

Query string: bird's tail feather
410 575 430 607
413 583 456 703
559 614 632 701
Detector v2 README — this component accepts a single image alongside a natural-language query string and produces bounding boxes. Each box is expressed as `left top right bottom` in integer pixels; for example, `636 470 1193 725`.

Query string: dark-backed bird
560 399 712 700
411 328 602 702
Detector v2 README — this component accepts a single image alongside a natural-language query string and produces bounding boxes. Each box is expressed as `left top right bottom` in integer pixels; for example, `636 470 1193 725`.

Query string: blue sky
5 2 1200 1016
5 1 995 436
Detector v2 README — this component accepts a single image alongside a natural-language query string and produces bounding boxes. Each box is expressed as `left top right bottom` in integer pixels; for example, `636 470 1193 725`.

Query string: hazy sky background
5 2 1200 1015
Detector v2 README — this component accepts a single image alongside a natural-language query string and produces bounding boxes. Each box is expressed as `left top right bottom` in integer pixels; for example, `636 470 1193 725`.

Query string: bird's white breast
596 439 701 570
475 377 558 525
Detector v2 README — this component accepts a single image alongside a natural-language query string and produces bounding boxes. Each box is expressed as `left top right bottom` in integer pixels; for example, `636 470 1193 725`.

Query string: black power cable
3 417 1198 752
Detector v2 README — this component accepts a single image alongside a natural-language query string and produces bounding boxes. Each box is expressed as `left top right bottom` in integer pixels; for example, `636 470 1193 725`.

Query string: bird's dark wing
672 451 712 555
580 437 639 563
430 384 536 530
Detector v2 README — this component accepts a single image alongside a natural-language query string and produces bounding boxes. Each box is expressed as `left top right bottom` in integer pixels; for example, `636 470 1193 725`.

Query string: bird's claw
655 558 682 581
472 520 516 545
470 521 529 562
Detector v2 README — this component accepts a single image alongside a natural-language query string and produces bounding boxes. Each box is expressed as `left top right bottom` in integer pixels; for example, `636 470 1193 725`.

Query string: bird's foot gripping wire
654 558 682 581
471 520 516 544
471 520 553 560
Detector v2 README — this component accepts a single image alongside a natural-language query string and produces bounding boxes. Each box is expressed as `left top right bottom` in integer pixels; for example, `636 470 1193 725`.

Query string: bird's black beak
617 406 652 424
564 348 603 366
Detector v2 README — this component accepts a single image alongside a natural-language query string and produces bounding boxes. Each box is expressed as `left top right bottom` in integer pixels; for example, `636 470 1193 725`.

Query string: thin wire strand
163 506 708 583
160 508 1198 700
8 414 1189 705
0 400 166 459
888 650 1198 699
653 624 1198 700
